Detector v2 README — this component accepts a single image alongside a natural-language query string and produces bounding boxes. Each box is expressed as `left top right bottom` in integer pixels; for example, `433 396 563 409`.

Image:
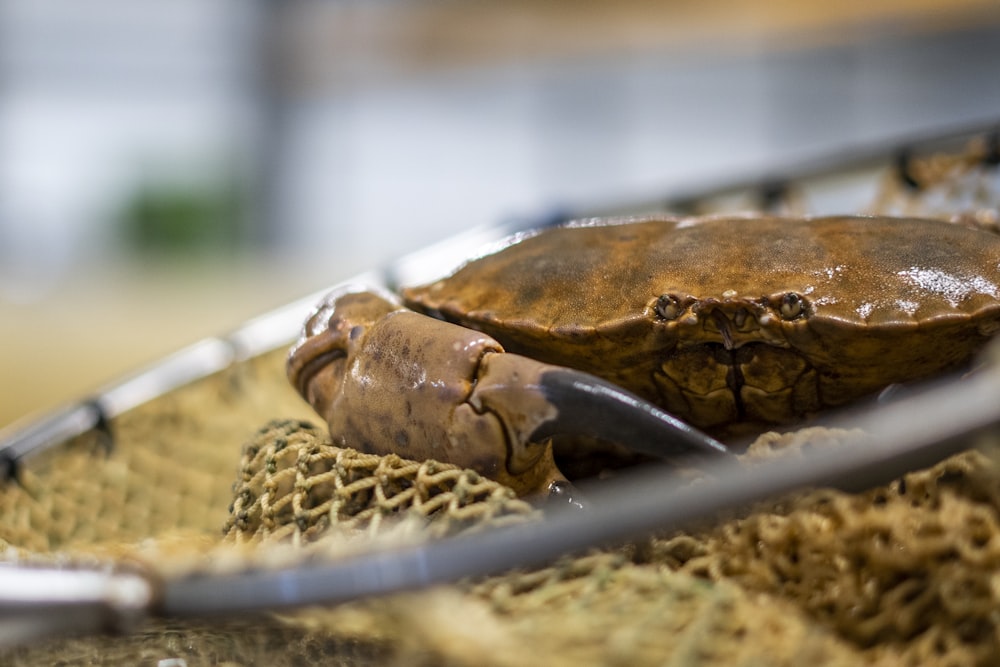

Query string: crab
287 215 1000 498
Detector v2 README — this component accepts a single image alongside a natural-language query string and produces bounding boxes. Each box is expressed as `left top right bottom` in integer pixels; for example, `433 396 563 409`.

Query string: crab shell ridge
401 215 1000 434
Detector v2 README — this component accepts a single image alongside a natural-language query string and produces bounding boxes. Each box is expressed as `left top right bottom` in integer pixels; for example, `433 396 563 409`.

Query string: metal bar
97 338 237 418
0 567 153 647
0 338 237 475
2 119 999 642
0 402 106 482
564 116 1000 220
160 364 1000 617
3 119 996 476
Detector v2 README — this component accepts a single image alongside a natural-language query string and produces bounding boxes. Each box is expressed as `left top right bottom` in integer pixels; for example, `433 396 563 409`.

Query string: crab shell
401 215 1000 436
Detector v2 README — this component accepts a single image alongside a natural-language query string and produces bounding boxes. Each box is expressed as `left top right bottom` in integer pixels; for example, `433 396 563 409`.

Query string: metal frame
1 118 998 645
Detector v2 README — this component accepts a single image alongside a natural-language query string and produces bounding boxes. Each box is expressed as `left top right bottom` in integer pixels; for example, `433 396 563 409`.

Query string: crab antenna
529 367 730 460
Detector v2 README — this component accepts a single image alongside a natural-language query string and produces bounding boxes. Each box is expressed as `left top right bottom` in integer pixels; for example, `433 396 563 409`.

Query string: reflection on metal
0 119 998 645
0 567 153 647
159 359 1000 617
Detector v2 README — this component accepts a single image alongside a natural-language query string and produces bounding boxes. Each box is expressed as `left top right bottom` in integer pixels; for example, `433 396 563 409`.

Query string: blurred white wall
0 0 256 299
2 1 1000 300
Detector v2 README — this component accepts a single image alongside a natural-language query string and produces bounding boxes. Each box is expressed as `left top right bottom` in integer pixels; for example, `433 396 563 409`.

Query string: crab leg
288 287 729 498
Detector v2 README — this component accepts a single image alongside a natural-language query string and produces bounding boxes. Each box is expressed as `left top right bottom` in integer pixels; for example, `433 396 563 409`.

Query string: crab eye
778 292 805 320
653 294 682 321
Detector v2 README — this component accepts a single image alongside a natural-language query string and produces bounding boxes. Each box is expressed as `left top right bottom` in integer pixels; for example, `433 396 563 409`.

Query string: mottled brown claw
288 287 727 497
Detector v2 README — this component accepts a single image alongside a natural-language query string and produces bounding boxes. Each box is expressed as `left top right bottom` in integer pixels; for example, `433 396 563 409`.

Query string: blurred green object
121 179 245 254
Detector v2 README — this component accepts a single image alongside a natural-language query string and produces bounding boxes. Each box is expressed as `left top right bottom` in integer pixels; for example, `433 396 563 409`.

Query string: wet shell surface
402 216 1000 435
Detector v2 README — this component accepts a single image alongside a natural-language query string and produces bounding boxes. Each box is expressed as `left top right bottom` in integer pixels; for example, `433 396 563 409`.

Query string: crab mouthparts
683 307 800 425
709 310 737 350
690 340 788 426
702 307 772 350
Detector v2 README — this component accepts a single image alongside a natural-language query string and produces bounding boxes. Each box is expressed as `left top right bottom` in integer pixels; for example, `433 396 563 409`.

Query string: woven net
3 137 1000 665
223 418 537 544
871 134 1000 227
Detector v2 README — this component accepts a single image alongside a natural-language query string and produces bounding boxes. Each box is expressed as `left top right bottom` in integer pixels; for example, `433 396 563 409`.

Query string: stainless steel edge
160 365 1000 618
225 270 387 361
1 118 998 643
0 402 106 481
0 566 154 647
0 227 522 472
2 118 995 468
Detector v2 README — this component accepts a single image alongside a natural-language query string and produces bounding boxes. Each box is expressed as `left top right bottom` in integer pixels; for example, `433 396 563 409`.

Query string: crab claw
475 354 730 464
288 287 729 498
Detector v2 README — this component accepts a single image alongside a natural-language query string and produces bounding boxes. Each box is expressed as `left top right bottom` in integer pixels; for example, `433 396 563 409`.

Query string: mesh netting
2 137 1000 665
7 393 1000 666
663 438 1000 666
0 349 310 559
223 418 537 544
871 134 1000 226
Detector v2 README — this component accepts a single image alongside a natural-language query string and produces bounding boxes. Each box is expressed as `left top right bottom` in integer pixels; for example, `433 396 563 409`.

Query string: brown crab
288 215 1000 497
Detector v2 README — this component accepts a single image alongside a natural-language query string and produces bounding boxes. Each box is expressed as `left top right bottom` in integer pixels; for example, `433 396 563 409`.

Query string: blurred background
2 0 1000 429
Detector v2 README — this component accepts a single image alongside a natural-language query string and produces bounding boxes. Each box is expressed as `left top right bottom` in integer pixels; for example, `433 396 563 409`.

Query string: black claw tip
531 368 730 462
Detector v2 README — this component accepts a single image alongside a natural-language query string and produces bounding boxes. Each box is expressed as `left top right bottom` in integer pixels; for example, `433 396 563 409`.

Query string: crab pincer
287 287 728 499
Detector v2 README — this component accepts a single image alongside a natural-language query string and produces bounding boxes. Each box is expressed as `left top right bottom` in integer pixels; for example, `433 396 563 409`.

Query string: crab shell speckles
401 215 1000 435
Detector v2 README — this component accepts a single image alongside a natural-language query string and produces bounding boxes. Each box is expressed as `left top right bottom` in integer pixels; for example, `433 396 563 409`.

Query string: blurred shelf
283 0 1000 86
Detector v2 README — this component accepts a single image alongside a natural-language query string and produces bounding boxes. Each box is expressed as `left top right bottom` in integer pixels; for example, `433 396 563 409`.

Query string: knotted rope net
2 136 1000 666
223 418 537 544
